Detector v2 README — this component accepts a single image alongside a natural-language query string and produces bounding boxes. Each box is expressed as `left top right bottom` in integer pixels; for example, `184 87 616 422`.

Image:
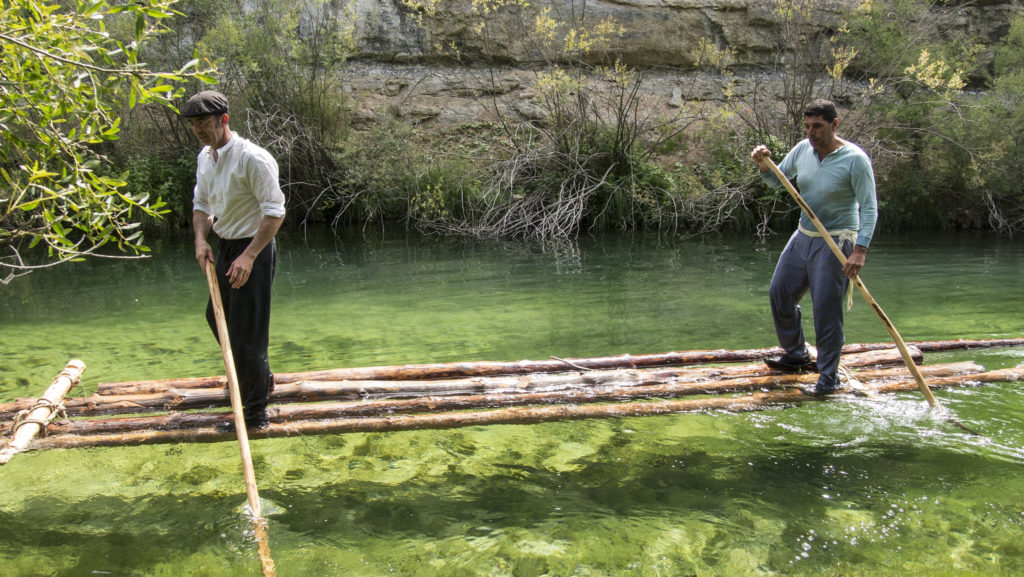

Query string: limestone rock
332 0 1023 128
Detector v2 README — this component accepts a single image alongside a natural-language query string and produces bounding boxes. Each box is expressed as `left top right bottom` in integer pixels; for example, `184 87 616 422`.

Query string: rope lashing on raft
10 398 67 438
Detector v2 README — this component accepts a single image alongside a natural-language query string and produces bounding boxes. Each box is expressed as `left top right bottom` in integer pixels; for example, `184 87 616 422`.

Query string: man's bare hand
844 245 868 279
226 252 255 289
195 241 215 271
750 145 772 172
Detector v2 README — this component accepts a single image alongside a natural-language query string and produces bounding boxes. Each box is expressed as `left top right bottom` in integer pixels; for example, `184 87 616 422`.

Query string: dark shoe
216 413 269 432
803 376 843 396
765 354 815 373
216 418 237 433
245 414 270 431
244 409 270 431
814 383 843 395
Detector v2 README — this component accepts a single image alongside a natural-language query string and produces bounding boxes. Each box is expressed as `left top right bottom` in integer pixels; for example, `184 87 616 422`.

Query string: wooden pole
764 158 940 408
0 360 86 465
204 261 275 577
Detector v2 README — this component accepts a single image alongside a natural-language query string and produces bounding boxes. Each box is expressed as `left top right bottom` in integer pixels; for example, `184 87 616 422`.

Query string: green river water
0 229 1022 576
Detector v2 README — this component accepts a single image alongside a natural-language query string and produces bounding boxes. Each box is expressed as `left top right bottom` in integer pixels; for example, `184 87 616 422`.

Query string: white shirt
192 134 286 240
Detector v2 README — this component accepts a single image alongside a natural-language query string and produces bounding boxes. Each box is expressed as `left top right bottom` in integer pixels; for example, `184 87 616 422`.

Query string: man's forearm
242 215 285 260
193 210 216 267
193 210 214 243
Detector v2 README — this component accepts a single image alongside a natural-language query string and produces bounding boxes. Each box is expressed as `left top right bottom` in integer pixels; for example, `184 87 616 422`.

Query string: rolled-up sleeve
192 149 212 215
247 151 286 219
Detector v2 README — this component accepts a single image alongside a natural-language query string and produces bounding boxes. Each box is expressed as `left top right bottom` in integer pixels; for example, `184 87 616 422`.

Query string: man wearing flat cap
183 90 285 430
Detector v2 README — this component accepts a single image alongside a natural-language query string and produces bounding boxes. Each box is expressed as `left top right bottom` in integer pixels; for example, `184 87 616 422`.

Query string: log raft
91 337 1024 395
2 338 1023 461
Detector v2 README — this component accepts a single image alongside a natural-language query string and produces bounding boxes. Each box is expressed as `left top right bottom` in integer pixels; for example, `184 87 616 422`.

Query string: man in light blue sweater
750 99 878 394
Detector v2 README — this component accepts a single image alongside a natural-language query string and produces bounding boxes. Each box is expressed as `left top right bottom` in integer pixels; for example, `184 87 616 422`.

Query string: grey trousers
206 237 276 421
769 231 852 387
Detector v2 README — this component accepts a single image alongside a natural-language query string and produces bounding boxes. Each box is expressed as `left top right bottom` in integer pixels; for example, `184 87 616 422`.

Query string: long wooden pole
204 261 275 577
764 158 939 407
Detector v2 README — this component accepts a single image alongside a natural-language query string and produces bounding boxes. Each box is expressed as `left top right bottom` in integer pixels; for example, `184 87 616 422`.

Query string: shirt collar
204 132 238 161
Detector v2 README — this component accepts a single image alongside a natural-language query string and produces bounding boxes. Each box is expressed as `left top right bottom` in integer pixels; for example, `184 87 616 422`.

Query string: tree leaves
0 0 216 284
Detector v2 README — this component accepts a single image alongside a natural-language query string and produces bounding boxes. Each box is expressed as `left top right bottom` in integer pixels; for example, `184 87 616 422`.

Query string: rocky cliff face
334 0 1021 127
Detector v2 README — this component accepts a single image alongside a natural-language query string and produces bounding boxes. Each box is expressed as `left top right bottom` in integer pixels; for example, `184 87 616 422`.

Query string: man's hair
803 99 838 122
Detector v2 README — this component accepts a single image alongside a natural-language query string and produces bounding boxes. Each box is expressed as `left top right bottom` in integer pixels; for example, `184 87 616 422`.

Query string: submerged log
8 362 985 438
22 365 1024 452
93 337 1024 395
0 360 86 465
1 348 919 420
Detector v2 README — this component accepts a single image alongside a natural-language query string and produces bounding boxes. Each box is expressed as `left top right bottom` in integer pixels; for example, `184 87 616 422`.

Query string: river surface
0 229 1022 576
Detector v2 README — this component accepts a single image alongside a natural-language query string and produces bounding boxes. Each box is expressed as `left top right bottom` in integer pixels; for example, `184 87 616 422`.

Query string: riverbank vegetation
5 0 1024 277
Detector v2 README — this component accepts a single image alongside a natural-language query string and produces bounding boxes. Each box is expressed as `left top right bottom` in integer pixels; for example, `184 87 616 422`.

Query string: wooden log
907 338 1024 352
1 348 919 421
0 360 86 465
92 337 1023 395
871 366 1024 392
20 365 1024 452
10 362 984 438
92 347 791 394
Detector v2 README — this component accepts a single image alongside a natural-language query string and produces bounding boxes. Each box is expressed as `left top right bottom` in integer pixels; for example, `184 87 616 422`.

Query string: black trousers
206 237 276 421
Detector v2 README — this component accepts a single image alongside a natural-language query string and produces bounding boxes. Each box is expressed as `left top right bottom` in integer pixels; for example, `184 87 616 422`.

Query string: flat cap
181 90 229 118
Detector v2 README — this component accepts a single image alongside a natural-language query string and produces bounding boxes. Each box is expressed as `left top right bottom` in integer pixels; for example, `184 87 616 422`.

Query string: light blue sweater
762 139 878 247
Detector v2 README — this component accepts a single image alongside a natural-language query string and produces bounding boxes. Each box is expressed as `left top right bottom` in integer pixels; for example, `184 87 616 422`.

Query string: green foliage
407 0 712 241
305 119 484 230
322 120 422 226
670 111 795 237
119 153 197 228
993 14 1024 75
105 0 359 230
957 15 1024 232
0 0 214 283
720 0 1020 234
836 1 1013 232
191 0 356 215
